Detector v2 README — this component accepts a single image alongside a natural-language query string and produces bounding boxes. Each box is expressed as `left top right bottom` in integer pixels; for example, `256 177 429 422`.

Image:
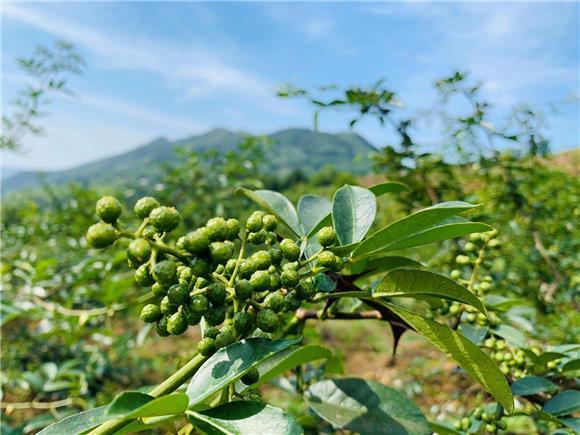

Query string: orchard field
1 44 579 435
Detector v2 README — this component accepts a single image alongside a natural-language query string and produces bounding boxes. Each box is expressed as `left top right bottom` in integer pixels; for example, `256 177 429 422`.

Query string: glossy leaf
107 391 188 419
305 378 430 434
188 401 303 435
187 337 300 407
297 194 332 237
368 181 408 197
237 189 302 236
380 302 514 413
491 324 527 348
353 202 484 258
511 376 559 396
349 256 423 277
332 185 376 245
37 406 109 435
430 422 460 435
458 324 488 345
238 344 332 391
374 269 486 314
543 390 580 416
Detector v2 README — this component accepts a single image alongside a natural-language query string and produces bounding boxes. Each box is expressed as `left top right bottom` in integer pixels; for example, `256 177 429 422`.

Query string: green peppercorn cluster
452 408 509 434
87 196 345 359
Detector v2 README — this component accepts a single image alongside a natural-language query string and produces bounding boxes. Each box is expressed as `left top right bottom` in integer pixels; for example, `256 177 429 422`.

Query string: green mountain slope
2 128 377 192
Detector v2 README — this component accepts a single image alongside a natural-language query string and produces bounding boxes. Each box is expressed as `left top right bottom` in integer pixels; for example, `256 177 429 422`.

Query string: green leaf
458 324 488 345
349 256 423 277
368 181 408 196
107 392 188 419
297 194 332 237
37 406 109 435
187 337 300 407
374 269 486 315
237 189 302 236
511 376 559 396
536 352 568 366
239 344 332 391
332 185 376 245
491 325 527 348
544 391 580 416
305 378 430 434
380 302 514 413
188 401 303 435
562 359 580 373
430 422 461 435
353 202 484 258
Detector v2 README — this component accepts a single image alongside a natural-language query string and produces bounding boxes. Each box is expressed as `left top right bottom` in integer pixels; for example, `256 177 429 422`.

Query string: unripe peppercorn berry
284 291 301 311
257 309 278 332
235 280 254 300
296 279 315 300
209 241 233 264
182 306 202 326
203 326 220 339
262 214 277 231
456 255 471 265
134 196 160 219
153 260 178 285
246 211 265 232
270 273 281 290
281 269 300 288
251 251 271 270
183 229 209 255
167 311 188 335
241 367 260 385
215 330 235 348
234 312 253 335
96 196 122 223
86 223 118 248
269 248 283 265
206 283 227 306
226 218 241 240
191 258 210 278
280 239 300 261
317 226 337 247
206 217 229 241
152 283 167 297
204 305 226 326
250 270 271 291
239 260 256 279
141 226 157 240
127 238 152 265
248 229 267 245
140 304 161 323
167 284 189 305
318 251 337 269
155 316 170 337
191 295 209 313
264 292 285 312
135 264 155 287
160 296 178 315
225 259 237 276
197 337 216 357
149 206 181 232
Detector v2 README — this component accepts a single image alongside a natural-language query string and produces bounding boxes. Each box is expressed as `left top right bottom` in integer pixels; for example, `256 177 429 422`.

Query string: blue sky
2 1 579 171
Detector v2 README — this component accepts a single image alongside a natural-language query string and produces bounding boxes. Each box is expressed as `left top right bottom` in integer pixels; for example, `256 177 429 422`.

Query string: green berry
235 280 254 300
262 214 277 231
280 239 300 261
284 291 301 311
209 241 234 264
183 229 209 255
488 238 501 249
473 407 483 420
318 251 337 269
168 284 190 305
450 270 462 280
182 306 202 326
206 217 229 241
96 196 122 223
86 223 118 248
127 238 152 265
195 277 210 289
456 255 471 265
155 316 170 337
250 270 271 291
246 211 265 232
203 326 220 339
464 242 477 252
241 367 260 385
251 251 272 270
191 258 210 278
141 226 157 240
317 226 337 247
234 312 253 335
239 260 256 279
296 279 315 299
140 304 161 323
225 259 237 276
264 292 285 312
167 311 187 335
134 196 160 219
333 255 344 271
461 417 470 430
204 305 226 326
215 329 235 348
268 248 283 264
485 424 497 433
135 264 155 287
248 229 267 245
257 309 278 332
206 283 227 305
149 206 181 232
269 273 281 290
226 218 241 240
281 269 300 288
197 338 216 357
153 260 178 285
160 296 178 314
191 294 209 313
152 282 167 297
